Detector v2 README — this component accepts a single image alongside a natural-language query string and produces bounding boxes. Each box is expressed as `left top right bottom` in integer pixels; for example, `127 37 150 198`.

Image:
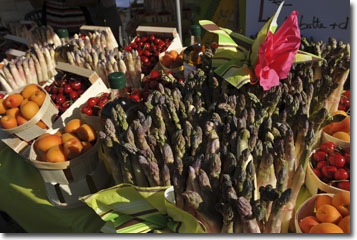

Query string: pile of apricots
298 192 350 233
0 84 47 129
34 119 96 163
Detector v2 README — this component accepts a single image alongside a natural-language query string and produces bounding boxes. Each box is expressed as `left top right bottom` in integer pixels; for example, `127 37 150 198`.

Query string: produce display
33 119 96 162
44 72 90 114
310 142 350 191
298 192 350 233
0 3 352 234
0 84 47 129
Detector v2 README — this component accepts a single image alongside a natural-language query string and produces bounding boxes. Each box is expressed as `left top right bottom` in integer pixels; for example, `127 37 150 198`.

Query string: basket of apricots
0 84 58 141
159 49 184 74
295 192 350 233
29 119 99 184
322 110 350 149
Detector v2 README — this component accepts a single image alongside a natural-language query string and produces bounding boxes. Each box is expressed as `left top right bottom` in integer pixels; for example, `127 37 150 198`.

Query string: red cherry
321 165 337 179
55 94 66 104
141 36 148 42
337 181 350 191
81 105 93 116
344 152 350 164
138 49 143 56
131 94 140 102
98 98 109 108
64 84 73 94
51 87 58 94
101 92 110 98
334 168 349 180
44 86 51 93
58 87 64 94
77 89 85 95
141 56 149 63
87 97 99 107
150 71 160 79
143 42 150 49
51 94 57 102
149 35 155 41
154 51 160 57
143 50 151 57
320 142 335 154
316 161 327 169
130 42 138 49
125 45 132 52
178 78 184 83
154 38 160 45
328 153 345 168
312 151 327 162
69 91 79 101
312 168 322 179
71 81 82 90
135 37 141 43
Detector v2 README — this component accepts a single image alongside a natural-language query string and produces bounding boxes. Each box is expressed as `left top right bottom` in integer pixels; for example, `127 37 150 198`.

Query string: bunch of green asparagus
99 37 349 233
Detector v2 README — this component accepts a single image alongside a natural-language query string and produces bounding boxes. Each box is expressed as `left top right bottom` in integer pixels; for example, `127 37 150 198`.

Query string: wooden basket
0 84 58 142
305 150 349 195
28 134 110 208
294 193 334 233
321 131 350 150
158 48 185 75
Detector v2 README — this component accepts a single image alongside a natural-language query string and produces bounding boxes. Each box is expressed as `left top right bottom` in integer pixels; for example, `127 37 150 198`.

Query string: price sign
245 0 350 43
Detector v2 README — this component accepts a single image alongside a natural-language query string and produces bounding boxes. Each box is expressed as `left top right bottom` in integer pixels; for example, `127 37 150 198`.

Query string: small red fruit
321 165 337 179
154 38 160 45
87 97 99 107
320 142 335 154
71 81 82 90
312 168 322 179
334 168 349 180
143 50 151 57
312 151 327 162
344 152 350 165
337 181 350 191
150 71 160 79
51 94 57 102
135 37 141 43
149 35 155 41
328 153 346 168
81 105 93 116
141 56 149 63
56 94 66 104
316 161 328 169
64 84 73 94
69 91 79 101
125 45 132 52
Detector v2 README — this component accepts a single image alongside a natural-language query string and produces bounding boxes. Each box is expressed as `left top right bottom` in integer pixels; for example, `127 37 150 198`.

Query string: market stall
0 1 350 234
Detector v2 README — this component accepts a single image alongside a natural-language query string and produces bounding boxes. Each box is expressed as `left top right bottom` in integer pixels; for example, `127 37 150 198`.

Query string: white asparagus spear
9 63 26 87
33 43 49 82
84 36 92 52
78 38 85 49
75 53 85 68
74 33 79 39
113 61 119 72
32 54 43 84
126 52 136 87
84 62 92 70
67 51 75 65
97 62 108 86
3 65 19 89
135 55 142 85
0 69 13 92
92 50 99 71
28 58 38 84
22 58 33 84
16 59 27 84
106 62 114 75
43 47 56 77
49 46 56 66
118 58 127 74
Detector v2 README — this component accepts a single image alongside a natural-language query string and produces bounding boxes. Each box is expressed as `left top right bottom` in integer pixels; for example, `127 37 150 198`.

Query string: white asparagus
75 53 85 68
126 52 136 87
106 62 114 75
92 50 99 72
16 59 27 84
3 65 19 89
84 62 92 70
34 44 49 82
135 55 142 85
43 47 56 77
49 46 56 66
0 69 13 92
46 27 54 45
78 38 85 49
113 61 119 72
67 51 75 65
97 62 108 86
119 58 127 74
32 54 44 84
22 58 33 84
9 63 26 87
28 57 38 84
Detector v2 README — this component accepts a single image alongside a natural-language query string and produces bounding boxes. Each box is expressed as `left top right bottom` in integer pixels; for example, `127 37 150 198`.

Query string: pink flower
255 11 301 91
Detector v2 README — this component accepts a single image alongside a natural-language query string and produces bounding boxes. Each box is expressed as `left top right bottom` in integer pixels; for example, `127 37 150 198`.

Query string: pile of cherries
124 35 172 75
81 92 110 116
338 90 350 112
311 141 350 191
44 74 89 114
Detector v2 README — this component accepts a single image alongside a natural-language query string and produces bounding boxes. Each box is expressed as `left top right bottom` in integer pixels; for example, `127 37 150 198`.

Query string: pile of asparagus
99 37 349 233
0 43 57 91
64 45 141 88
9 23 62 48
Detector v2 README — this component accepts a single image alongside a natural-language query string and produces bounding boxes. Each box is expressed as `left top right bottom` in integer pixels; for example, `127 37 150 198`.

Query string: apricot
323 115 350 136
64 119 82 133
316 195 333 210
20 98 29 108
62 133 79 143
16 114 28 125
6 108 20 118
55 131 63 137
0 99 7 114
20 101 39 120
63 138 83 159
21 84 39 99
309 223 343 233
0 115 17 129
4 93 23 108
81 141 92 153
338 215 350 233
46 145 67 163
29 90 46 107
35 134 62 155
76 124 96 142
332 131 350 142
316 204 342 224
36 120 47 129
299 216 320 233
332 192 350 216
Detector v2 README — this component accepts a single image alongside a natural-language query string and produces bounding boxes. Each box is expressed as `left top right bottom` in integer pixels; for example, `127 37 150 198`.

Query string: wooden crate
80 25 118 50
3 34 31 47
5 49 26 59
135 25 183 52
52 62 110 129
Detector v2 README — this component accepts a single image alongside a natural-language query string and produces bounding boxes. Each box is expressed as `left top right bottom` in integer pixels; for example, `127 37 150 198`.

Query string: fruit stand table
0 144 104 233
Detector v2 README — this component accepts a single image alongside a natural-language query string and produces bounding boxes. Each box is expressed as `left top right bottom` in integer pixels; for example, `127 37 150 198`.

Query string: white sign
246 0 350 43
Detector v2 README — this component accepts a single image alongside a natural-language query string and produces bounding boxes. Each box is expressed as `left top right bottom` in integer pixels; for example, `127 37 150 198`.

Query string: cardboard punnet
80 25 118 50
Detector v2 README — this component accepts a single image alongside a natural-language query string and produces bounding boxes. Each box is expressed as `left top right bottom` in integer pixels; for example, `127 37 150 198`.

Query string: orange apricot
0 99 7 114
36 120 47 129
81 141 92 153
16 114 28 125
34 134 62 155
299 216 320 233
29 90 46 107
332 192 350 216
0 115 17 129
338 215 350 233
6 107 20 118
62 132 79 143
21 84 39 99
76 124 96 142
4 93 23 108
309 223 343 233
20 100 39 120
63 138 83 159
46 145 67 163
64 119 82 134
316 195 333 210
316 204 342 224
